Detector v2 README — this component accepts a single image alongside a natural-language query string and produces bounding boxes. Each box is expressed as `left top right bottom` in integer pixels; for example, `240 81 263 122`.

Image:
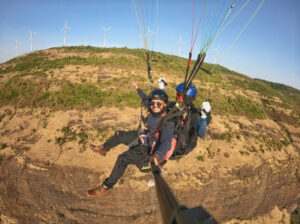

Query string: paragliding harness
171 104 212 158
134 49 209 161
154 52 208 160
172 106 196 154
157 104 195 159
142 102 194 164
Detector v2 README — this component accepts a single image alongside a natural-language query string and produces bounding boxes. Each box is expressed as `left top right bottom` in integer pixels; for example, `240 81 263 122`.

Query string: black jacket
136 88 175 161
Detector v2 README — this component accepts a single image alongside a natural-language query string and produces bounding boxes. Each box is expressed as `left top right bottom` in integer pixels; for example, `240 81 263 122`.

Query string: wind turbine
61 20 71 46
177 35 185 57
16 41 21 56
29 30 37 52
101 26 112 47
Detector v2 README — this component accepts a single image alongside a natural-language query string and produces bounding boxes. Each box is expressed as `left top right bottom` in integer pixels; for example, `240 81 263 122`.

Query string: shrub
0 143 7 150
197 155 205 161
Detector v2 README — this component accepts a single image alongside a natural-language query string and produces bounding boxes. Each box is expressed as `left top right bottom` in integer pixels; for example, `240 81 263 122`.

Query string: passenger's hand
148 155 159 167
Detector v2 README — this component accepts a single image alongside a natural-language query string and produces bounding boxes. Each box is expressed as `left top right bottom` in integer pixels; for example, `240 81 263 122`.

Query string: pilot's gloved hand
201 101 211 119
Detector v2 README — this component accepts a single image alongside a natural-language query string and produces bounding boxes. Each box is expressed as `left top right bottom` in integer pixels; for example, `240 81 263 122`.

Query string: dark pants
103 130 138 151
102 145 150 189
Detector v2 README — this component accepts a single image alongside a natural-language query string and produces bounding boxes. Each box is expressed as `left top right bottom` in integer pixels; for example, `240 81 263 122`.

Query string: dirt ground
0 104 299 223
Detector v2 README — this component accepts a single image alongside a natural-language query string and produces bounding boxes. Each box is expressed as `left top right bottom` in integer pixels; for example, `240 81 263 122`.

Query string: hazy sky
0 0 299 90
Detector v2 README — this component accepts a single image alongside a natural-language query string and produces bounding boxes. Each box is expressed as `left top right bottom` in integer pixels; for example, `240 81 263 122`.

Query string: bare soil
0 105 299 224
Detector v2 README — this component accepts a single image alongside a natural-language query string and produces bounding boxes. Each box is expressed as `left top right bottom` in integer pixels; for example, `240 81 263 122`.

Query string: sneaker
147 169 164 187
147 175 155 187
86 185 110 198
89 144 107 156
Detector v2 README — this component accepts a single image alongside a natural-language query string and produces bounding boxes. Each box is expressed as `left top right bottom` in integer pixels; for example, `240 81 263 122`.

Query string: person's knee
117 154 129 165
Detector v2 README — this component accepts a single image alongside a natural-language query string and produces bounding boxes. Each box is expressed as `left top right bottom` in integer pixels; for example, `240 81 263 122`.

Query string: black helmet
149 88 168 102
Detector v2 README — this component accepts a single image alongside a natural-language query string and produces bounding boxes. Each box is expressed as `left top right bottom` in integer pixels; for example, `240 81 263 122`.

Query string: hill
1 46 299 124
0 46 299 224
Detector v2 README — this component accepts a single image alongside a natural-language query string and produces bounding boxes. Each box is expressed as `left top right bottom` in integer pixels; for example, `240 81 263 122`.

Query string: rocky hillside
0 46 299 224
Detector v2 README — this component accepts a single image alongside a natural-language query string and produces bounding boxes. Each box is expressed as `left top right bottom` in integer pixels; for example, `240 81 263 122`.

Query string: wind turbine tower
62 20 71 46
177 36 185 57
102 27 112 47
29 30 37 52
16 41 21 56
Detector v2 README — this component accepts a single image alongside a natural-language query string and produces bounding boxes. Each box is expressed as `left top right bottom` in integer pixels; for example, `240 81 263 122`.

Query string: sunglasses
149 101 163 107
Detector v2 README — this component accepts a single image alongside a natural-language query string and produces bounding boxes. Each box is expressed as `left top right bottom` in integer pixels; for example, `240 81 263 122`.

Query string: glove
158 77 167 89
201 101 211 119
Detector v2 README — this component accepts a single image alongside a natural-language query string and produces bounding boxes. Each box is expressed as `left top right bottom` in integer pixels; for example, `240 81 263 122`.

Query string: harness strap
158 104 188 131
162 138 177 161
149 128 160 155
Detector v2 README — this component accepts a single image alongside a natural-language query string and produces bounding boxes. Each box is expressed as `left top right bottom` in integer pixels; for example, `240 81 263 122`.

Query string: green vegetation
0 77 140 109
257 78 300 106
265 138 289 151
239 150 250 156
228 76 299 125
206 148 215 159
78 132 88 145
0 48 146 75
204 93 266 119
259 144 265 153
55 126 87 152
224 152 230 158
197 155 205 162
256 133 290 152
0 143 7 150
291 207 300 224
0 46 299 125
249 146 258 153
55 126 76 146
211 130 235 143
